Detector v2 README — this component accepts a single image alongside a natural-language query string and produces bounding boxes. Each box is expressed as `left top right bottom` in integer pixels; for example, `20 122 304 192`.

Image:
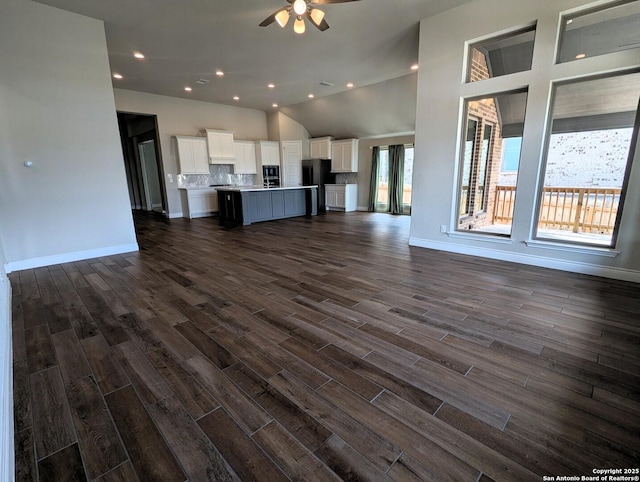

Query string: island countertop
217 185 318 226
216 185 318 192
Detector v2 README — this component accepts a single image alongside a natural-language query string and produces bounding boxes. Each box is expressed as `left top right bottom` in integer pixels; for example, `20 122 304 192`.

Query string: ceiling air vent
195 79 210 85
319 81 335 87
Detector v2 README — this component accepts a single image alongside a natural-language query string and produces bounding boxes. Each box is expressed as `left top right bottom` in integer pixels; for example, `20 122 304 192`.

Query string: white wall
411 0 640 281
0 0 138 272
114 89 268 217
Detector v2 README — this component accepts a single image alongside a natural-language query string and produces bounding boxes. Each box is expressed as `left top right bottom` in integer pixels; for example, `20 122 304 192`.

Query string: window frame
531 71 640 248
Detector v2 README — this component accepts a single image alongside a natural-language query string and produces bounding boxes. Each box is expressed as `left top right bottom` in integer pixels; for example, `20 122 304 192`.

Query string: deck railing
493 186 621 233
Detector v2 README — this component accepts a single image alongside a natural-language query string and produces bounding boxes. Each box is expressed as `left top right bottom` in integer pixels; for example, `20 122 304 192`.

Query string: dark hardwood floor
11 211 640 481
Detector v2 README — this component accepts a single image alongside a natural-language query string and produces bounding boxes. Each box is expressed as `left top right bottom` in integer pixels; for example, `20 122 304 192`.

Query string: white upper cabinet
175 136 210 174
310 137 333 159
205 129 235 163
281 140 302 187
255 140 280 166
330 139 359 173
233 141 257 174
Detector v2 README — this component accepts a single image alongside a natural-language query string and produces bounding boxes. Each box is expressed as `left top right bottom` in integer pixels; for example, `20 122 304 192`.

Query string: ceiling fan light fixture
275 9 290 28
293 0 307 16
294 16 305 34
309 8 325 26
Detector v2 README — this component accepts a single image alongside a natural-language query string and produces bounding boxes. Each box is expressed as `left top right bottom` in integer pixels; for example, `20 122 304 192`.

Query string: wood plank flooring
11 211 640 481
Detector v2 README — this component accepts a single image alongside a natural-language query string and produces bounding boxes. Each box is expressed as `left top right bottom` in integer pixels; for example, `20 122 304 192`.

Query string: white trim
524 239 619 257
167 212 184 219
0 270 14 482
446 231 513 245
4 243 139 274
409 237 640 283
357 205 369 212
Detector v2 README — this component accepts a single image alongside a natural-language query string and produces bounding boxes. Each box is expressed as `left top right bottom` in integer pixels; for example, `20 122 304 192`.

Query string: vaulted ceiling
33 0 469 114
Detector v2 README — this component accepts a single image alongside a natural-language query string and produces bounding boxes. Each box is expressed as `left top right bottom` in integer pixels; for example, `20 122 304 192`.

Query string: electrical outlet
168 173 173 183
440 224 447 233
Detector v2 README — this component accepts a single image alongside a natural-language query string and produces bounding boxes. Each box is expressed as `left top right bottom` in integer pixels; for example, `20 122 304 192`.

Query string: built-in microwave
263 165 280 187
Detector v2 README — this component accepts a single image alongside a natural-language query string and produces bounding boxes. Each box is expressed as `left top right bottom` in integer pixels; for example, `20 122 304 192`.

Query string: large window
535 71 640 247
375 146 414 214
456 90 528 235
558 0 640 64
467 26 536 83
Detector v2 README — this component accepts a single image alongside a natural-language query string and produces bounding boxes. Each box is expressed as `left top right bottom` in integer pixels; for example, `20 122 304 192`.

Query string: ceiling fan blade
311 0 360 4
306 11 330 31
259 7 289 27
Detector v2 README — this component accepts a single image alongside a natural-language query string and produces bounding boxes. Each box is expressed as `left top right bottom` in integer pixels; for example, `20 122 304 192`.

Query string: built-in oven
263 165 280 188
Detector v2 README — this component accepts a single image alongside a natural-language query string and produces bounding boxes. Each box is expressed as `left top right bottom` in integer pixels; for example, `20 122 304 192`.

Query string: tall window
456 90 528 235
374 146 414 214
535 72 640 247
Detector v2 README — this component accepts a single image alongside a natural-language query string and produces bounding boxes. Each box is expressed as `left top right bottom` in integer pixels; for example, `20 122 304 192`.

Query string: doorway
117 112 168 215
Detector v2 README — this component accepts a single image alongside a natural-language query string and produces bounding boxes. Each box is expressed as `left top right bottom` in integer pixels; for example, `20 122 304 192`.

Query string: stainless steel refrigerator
302 159 336 213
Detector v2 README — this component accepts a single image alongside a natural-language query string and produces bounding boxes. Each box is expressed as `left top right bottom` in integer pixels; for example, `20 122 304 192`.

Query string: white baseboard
4 243 139 274
167 212 184 219
0 270 14 482
409 237 640 283
357 205 369 212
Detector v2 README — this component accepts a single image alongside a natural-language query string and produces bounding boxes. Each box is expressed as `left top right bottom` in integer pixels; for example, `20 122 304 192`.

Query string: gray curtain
388 144 405 214
368 146 380 211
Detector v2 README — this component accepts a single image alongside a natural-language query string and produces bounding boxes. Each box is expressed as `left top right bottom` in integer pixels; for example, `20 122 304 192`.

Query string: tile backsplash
335 173 358 184
178 164 257 188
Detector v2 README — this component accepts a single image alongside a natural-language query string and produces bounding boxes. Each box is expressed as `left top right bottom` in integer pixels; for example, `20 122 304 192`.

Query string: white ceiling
33 0 471 114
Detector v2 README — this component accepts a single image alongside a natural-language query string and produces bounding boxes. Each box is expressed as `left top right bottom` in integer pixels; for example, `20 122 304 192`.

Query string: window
558 1 640 64
535 71 640 247
467 26 536 83
456 90 528 235
374 146 414 214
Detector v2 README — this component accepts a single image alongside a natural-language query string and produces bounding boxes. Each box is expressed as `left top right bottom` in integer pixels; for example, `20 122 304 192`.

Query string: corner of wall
0 240 14 482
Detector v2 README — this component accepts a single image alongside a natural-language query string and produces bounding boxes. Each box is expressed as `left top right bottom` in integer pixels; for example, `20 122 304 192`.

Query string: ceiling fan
259 0 361 34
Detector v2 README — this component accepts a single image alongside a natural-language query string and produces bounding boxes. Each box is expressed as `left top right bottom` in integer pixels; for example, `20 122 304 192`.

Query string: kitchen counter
215 185 318 192
217 185 318 226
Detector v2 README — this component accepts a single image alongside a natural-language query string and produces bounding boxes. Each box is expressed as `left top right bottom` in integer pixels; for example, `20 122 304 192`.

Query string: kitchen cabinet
179 188 219 218
310 137 333 159
205 129 235 163
281 140 302 187
325 184 357 212
175 136 209 174
217 186 317 226
233 141 257 174
255 140 280 166
330 139 359 173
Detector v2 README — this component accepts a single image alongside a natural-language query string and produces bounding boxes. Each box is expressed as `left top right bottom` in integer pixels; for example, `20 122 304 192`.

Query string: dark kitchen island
217 185 318 226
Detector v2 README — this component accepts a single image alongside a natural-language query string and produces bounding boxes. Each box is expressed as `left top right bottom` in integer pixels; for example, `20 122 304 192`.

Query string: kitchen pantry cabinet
325 184 357 212
233 141 257 174
330 139 359 173
255 140 280 166
205 129 235 163
175 136 209 174
310 136 333 159
180 188 218 218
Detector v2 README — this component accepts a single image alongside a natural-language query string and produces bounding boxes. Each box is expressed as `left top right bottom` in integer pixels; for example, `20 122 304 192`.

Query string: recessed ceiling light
133 52 145 59
268 83 275 89
272 103 278 108
216 70 224 77
575 53 586 59
308 94 314 98
113 73 123 79
233 96 240 101
184 87 192 92
411 64 419 70
346 82 354 88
